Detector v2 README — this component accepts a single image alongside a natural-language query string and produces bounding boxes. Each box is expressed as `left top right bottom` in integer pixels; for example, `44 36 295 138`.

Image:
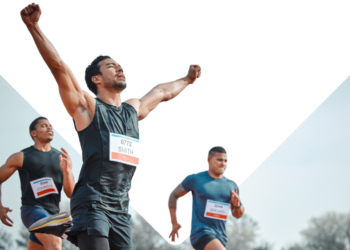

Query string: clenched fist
186 65 201 84
20 3 42 27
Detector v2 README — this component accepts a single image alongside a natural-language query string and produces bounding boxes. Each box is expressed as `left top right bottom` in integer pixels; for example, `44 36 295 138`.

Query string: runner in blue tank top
21 3 201 250
168 147 245 250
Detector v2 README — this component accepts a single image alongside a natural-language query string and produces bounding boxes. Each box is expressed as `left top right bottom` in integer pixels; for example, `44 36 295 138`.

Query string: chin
47 137 53 142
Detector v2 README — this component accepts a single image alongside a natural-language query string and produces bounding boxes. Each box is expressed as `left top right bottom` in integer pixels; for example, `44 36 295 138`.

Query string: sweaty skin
168 152 245 249
20 3 201 132
0 119 74 250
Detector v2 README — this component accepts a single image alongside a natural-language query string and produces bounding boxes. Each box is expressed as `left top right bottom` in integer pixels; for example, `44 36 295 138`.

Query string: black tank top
71 98 139 213
18 146 63 214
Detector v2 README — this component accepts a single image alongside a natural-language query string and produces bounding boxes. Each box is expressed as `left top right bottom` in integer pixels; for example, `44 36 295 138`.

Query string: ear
30 130 37 138
91 75 102 85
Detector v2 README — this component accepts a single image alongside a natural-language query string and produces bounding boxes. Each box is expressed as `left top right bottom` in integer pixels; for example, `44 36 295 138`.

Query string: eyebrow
105 63 121 67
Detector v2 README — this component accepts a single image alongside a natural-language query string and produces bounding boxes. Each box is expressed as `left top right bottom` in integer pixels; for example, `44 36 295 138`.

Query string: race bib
204 200 231 221
109 133 140 167
30 177 58 199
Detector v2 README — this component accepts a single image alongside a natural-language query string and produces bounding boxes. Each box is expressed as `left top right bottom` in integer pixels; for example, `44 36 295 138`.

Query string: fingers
60 148 68 159
235 187 238 194
1 216 13 227
5 214 13 224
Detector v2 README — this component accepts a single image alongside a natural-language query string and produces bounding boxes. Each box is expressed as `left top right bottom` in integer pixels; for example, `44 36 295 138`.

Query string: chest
96 105 139 139
22 152 62 178
194 180 233 203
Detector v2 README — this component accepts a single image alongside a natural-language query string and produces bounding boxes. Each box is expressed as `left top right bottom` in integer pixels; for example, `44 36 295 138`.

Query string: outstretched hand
230 188 241 209
186 65 201 84
169 222 181 242
0 206 13 227
59 148 72 173
20 3 42 27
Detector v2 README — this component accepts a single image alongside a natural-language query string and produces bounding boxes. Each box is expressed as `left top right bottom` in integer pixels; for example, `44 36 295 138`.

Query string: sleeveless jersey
18 146 63 214
71 98 139 213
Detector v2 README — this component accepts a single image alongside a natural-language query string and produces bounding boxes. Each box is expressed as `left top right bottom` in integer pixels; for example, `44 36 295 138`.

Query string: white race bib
204 200 231 221
30 177 58 199
109 133 140 167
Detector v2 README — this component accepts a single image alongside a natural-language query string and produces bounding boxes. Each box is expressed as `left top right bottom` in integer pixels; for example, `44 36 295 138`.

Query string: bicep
52 64 88 117
0 153 22 183
138 85 165 120
172 184 189 199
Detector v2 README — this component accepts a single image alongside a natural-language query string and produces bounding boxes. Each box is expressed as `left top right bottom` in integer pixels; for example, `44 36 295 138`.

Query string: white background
1 0 350 244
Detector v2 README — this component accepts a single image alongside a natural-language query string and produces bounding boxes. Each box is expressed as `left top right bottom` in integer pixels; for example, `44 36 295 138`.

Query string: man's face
98 58 126 91
208 153 227 176
31 119 53 142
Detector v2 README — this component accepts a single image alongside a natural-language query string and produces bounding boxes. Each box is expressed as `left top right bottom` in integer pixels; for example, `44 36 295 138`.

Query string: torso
182 171 239 245
71 98 140 213
18 146 63 214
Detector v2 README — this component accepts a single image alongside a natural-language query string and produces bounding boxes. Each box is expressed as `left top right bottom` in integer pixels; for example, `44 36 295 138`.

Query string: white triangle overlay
2 0 350 244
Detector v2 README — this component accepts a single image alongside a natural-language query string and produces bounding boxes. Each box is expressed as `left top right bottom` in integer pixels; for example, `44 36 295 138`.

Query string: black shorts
68 204 132 250
192 234 220 250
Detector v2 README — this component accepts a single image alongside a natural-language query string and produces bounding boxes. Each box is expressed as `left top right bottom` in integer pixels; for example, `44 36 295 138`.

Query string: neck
97 90 122 107
208 169 223 179
33 141 51 152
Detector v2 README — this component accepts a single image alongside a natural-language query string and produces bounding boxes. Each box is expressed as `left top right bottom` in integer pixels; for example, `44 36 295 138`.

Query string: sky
1 0 350 248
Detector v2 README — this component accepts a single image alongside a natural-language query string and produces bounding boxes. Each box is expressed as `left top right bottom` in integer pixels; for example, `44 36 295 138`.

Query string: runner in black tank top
23 4 201 249
0 117 75 250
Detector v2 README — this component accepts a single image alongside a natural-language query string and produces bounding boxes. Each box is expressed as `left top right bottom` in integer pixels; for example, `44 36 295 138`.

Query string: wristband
232 201 241 209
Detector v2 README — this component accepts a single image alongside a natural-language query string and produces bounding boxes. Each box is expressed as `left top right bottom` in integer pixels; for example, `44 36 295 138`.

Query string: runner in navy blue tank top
21 3 201 249
0 117 75 250
168 147 245 250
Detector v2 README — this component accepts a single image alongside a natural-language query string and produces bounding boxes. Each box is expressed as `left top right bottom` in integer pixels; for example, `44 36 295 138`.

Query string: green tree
282 211 350 250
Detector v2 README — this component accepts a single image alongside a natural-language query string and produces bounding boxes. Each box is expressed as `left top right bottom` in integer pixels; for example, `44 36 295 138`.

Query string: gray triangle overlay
240 76 350 249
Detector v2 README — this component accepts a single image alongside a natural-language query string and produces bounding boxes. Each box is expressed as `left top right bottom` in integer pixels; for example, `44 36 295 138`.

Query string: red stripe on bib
37 188 56 196
111 152 139 165
205 212 227 220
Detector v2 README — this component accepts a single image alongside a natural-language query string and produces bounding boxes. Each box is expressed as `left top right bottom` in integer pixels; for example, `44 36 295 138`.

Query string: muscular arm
21 4 93 130
0 152 23 226
126 65 201 121
168 183 189 242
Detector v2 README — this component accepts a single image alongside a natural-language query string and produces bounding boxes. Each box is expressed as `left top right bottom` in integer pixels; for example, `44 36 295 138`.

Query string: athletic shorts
21 205 53 246
68 203 132 250
192 234 225 250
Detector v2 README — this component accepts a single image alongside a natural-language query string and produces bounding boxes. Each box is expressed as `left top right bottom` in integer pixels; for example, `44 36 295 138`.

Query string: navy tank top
18 146 63 214
71 98 139 213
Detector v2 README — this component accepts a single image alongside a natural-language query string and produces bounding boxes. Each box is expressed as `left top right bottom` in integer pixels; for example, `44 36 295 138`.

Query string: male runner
21 3 201 250
168 147 244 250
0 117 75 250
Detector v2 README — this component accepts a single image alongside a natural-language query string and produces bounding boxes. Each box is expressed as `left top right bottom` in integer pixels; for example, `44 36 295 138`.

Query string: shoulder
21 146 35 155
124 99 140 113
6 152 24 168
224 177 239 188
123 100 139 116
51 147 61 155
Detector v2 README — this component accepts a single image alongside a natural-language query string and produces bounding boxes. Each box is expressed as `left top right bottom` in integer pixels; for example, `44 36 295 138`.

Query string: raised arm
0 152 23 227
126 65 201 121
59 148 75 198
20 3 94 130
168 183 189 242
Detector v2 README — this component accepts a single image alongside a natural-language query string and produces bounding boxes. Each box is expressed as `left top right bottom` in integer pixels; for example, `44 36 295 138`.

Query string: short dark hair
85 55 111 95
29 117 48 141
208 146 227 157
